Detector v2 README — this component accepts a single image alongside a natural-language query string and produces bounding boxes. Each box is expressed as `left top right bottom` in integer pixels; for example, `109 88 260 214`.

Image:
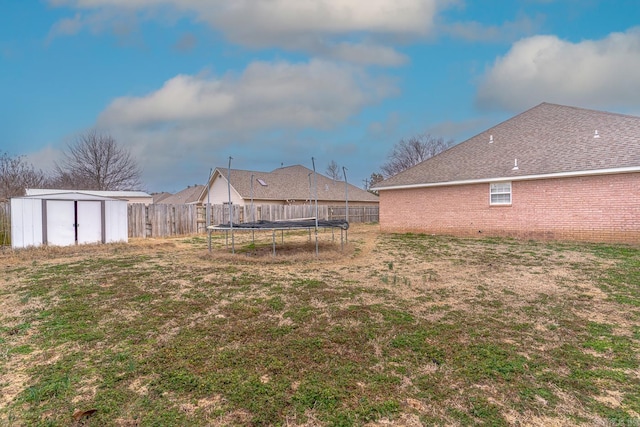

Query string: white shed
11 192 128 249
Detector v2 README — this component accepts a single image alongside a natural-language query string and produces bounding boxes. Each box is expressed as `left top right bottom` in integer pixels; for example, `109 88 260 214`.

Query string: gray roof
26 189 151 198
152 192 173 203
375 103 640 190
204 165 379 203
159 185 205 204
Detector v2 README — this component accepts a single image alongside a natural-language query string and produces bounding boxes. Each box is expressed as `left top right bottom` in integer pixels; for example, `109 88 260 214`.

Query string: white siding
11 198 43 248
105 199 128 243
207 175 245 206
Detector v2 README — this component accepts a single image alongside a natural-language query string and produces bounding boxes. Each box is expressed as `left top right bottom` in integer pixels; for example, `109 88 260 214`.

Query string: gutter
373 166 640 192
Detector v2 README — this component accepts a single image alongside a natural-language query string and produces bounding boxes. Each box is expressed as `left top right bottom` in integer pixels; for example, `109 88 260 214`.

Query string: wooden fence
1 202 379 241
129 203 378 238
128 204 202 238
0 201 9 246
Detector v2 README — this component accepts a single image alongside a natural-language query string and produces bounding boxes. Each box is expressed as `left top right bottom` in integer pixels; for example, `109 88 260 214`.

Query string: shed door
45 200 104 246
46 200 76 246
77 201 103 244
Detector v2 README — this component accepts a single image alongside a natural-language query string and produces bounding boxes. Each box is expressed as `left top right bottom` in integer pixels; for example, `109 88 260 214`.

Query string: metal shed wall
10 193 128 249
10 198 44 248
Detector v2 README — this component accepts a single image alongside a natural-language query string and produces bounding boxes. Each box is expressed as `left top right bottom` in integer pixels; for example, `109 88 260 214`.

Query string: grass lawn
1 224 639 426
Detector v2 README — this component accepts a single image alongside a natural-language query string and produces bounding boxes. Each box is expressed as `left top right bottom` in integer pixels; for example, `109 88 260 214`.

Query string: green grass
1 228 639 426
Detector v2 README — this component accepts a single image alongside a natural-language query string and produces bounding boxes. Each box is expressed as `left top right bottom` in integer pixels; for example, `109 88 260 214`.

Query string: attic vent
594 130 600 139
512 159 519 171
257 178 267 186
489 134 494 143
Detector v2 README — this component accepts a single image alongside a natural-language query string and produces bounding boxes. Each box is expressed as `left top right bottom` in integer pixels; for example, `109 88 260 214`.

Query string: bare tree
365 172 384 195
0 152 48 199
54 131 142 190
326 160 341 181
381 133 453 178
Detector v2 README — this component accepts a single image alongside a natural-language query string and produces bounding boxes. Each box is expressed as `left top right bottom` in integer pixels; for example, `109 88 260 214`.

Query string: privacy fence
128 204 379 238
0 201 9 247
0 202 378 243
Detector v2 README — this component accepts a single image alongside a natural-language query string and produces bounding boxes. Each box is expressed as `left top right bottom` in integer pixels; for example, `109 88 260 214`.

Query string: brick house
373 103 640 243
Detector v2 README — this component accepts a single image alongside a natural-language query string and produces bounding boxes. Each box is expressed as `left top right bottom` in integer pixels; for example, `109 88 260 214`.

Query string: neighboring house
198 165 379 207
373 103 640 243
156 185 204 205
152 192 173 204
26 189 153 205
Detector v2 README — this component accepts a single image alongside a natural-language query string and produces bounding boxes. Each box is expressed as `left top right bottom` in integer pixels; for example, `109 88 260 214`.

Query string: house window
490 182 511 205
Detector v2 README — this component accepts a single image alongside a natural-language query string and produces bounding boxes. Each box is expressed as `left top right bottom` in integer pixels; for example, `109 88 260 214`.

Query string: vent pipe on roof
489 134 494 143
594 130 600 139
512 159 519 171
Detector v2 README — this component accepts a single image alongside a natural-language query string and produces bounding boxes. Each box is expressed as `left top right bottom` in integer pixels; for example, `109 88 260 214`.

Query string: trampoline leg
272 230 276 257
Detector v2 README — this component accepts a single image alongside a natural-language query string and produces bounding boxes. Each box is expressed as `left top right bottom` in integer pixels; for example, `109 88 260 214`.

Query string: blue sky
2 1 640 193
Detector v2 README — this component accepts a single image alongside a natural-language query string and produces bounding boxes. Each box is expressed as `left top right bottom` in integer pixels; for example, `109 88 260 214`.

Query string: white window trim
490 182 512 205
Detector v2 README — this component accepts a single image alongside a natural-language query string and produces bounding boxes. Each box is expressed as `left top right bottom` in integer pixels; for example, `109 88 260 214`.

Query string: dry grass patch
0 224 638 426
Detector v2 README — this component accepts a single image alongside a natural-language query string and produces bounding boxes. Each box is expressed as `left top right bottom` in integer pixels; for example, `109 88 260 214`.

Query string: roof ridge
539 102 640 119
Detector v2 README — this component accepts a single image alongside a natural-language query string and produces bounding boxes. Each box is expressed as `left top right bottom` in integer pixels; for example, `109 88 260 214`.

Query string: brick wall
379 173 640 243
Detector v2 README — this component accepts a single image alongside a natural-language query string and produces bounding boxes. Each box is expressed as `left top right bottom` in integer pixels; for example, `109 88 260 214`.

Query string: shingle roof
159 185 205 204
374 103 640 190
152 192 173 203
204 165 379 203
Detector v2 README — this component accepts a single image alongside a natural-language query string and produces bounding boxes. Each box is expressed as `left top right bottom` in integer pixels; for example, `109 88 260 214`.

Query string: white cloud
25 146 62 173
51 0 439 36
99 60 397 130
205 0 438 43
476 28 640 112
96 59 398 190
48 0 442 65
46 8 140 43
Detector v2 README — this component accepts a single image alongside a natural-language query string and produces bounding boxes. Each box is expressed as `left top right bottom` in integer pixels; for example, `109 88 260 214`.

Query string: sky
2 1 640 193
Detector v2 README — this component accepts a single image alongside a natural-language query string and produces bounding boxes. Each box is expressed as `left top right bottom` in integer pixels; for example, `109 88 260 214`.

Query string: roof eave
373 166 640 191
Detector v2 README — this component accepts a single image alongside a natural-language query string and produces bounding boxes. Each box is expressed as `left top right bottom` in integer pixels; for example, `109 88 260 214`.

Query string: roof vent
489 134 494 143
594 130 600 139
257 178 267 186
512 159 519 171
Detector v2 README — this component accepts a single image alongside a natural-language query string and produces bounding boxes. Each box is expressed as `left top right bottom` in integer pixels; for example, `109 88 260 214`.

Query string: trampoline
207 218 349 256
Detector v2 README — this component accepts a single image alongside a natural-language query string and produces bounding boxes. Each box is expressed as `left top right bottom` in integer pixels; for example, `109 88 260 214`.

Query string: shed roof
201 165 379 203
14 192 121 201
374 103 640 190
26 189 151 199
